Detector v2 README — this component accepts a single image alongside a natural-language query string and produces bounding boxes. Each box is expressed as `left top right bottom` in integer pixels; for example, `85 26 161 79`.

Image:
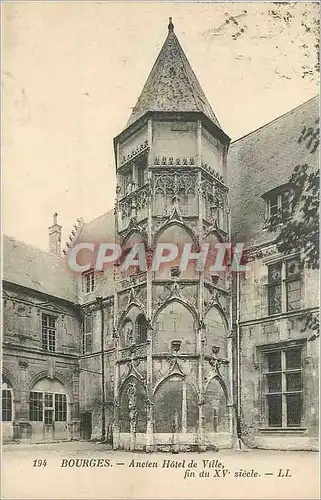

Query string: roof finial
168 17 174 33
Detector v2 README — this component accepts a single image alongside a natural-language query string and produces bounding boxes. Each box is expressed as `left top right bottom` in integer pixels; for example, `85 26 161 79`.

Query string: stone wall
2 282 81 442
78 350 115 440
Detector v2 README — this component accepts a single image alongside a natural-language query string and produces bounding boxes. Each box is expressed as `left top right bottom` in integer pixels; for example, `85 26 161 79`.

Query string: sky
2 2 319 251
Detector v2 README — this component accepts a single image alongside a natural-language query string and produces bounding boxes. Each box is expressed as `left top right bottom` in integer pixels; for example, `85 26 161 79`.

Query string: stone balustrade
120 140 149 166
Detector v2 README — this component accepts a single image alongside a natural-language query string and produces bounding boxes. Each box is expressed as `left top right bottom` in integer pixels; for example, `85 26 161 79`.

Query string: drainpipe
235 270 242 445
226 203 234 439
96 296 106 442
227 198 242 447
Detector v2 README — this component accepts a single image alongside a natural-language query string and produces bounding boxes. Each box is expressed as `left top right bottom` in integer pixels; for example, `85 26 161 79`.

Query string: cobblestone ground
2 441 319 499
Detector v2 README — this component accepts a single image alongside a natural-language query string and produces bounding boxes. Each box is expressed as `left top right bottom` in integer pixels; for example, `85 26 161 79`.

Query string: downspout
235 269 242 447
226 202 234 437
227 196 242 448
96 296 106 442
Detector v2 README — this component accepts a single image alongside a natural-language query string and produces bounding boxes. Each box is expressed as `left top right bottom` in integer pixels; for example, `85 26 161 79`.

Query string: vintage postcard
1 1 320 499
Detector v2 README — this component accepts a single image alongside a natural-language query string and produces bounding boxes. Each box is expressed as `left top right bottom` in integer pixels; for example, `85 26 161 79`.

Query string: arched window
2 379 13 422
204 378 229 433
135 314 148 344
204 306 227 357
154 301 196 353
154 376 198 433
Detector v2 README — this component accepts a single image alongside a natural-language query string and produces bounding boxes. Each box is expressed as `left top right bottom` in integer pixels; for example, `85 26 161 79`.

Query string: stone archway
204 306 228 357
153 300 197 354
118 377 147 450
153 223 198 280
153 375 198 450
203 377 231 448
28 377 70 442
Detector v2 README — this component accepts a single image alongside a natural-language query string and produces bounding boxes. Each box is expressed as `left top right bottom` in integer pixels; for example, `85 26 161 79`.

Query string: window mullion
281 261 287 313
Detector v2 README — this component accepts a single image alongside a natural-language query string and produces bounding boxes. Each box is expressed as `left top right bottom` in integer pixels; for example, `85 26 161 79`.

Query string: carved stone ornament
153 172 197 197
208 346 229 378
246 244 277 262
120 140 149 166
127 382 138 434
170 339 182 354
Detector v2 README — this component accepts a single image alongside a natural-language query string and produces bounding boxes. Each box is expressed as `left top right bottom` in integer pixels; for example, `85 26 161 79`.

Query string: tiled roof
76 210 116 298
127 23 222 129
228 96 319 246
3 235 78 302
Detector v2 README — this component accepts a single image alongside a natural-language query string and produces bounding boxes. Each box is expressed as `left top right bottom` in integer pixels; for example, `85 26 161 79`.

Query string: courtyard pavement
2 441 319 499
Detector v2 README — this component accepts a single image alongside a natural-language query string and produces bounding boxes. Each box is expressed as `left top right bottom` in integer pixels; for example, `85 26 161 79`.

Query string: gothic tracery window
135 314 148 344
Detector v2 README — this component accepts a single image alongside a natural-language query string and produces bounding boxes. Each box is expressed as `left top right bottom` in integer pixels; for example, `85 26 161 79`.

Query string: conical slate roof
127 18 222 129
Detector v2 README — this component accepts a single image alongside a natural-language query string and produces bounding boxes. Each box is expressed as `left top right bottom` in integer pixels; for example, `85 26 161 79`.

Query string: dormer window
83 270 95 293
263 184 291 222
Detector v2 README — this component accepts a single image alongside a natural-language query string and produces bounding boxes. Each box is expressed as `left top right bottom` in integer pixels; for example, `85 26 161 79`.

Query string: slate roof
77 210 115 244
228 96 319 246
3 234 78 303
127 21 222 130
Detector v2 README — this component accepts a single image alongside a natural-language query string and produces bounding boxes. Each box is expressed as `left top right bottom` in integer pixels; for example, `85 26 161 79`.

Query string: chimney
48 212 62 255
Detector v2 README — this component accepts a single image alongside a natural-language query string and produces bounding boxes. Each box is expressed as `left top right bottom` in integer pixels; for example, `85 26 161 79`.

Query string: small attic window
83 270 95 294
262 184 292 222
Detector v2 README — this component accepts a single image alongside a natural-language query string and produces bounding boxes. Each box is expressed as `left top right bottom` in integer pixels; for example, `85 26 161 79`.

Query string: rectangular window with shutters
2 389 12 421
82 314 93 354
262 344 304 428
44 409 54 425
41 314 56 352
44 392 54 424
285 258 302 311
55 394 67 422
29 392 43 421
29 392 67 422
263 185 291 222
83 271 95 294
267 256 302 315
267 261 282 315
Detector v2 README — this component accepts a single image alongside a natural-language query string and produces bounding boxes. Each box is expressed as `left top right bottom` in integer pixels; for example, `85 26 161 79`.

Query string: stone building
2 20 319 451
2 233 81 442
229 96 319 451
